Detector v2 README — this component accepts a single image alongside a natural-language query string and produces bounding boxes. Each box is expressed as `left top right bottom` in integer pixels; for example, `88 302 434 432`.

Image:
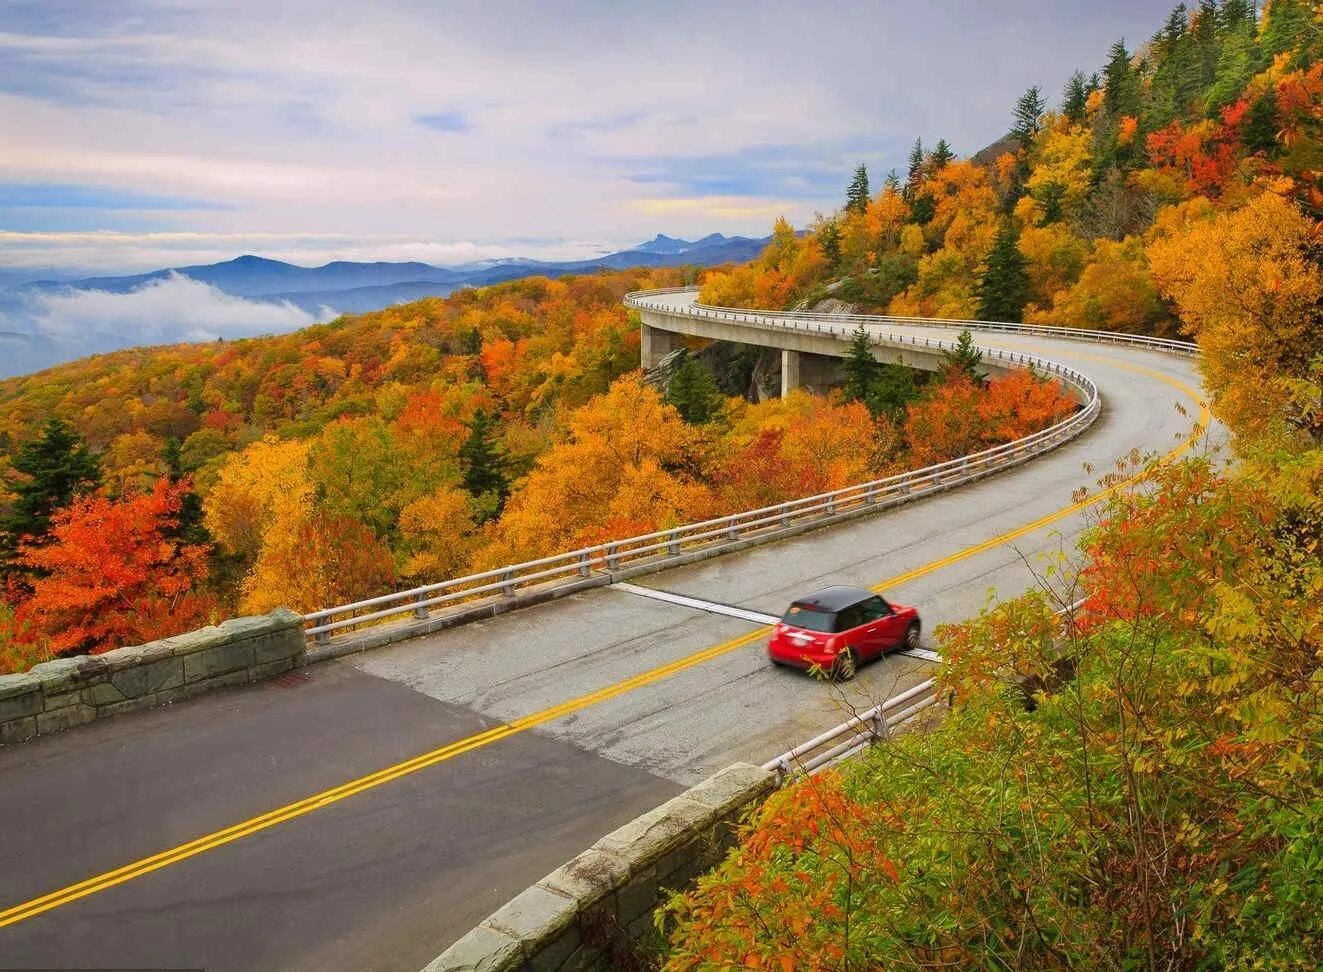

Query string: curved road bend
0 312 1215 971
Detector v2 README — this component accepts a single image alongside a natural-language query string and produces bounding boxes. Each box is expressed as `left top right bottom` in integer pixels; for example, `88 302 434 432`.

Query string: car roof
789 586 875 612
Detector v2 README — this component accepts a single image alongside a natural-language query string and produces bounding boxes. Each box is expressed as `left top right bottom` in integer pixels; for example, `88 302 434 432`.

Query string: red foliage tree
14 478 215 657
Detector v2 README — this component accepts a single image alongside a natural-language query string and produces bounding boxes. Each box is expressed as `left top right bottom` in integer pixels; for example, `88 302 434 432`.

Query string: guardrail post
871 709 889 742
314 628 331 645
865 485 876 504
501 569 516 597
667 530 680 555
578 552 591 577
606 543 620 571
726 521 740 540
412 592 430 619
825 495 836 515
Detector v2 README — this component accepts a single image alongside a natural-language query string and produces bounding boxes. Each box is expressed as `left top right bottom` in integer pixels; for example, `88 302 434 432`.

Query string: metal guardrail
762 599 1088 782
762 679 939 780
303 320 1099 641
304 290 1193 641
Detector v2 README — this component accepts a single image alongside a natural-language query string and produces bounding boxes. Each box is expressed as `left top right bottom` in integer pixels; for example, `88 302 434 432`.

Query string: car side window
834 606 864 632
860 596 893 621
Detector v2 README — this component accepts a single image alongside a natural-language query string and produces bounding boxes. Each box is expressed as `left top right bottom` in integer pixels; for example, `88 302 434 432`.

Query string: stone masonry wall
0 609 305 744
424 762 777 972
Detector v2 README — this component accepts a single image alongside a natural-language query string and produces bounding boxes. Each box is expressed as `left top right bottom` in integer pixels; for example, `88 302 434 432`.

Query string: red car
767 585 921 680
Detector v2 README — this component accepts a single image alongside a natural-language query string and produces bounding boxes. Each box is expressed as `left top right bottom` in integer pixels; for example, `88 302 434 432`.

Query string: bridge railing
625 288 1198 356
303 306 1104 642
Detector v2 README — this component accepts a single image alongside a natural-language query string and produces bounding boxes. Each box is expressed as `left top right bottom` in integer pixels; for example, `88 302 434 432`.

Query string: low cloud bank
0 273 330 378
27 272 321 343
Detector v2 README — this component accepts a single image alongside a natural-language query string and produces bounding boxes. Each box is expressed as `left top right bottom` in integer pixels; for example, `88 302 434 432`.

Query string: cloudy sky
1 0 1176 275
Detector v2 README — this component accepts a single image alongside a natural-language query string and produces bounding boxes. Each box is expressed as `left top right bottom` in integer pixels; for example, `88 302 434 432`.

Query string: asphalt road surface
0 322 1214 971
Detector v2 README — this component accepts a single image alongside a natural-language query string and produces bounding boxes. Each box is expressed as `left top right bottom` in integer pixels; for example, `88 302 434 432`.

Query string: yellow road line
0 351 1209 931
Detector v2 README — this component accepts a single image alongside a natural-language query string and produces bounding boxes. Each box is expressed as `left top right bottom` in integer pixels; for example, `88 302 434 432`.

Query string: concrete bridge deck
0 311 1213 970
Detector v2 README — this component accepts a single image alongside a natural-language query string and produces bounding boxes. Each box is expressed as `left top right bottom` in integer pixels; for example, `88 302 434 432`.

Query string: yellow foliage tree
203 436 313 560
397 486 477 580
1017 223 1089 313
1025 126 1094 215
1147 191 1323 452
477 375 709 564
1026 237 1168 333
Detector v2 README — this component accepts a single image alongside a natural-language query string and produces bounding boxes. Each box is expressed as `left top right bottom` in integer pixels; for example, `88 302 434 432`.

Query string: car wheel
904 622 921 650
831 648 858 682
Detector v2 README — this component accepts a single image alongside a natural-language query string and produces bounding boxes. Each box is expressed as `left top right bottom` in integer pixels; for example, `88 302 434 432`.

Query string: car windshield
782 604 836 632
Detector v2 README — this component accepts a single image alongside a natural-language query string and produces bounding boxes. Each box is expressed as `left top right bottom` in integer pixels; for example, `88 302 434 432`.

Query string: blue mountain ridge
9 233 767 308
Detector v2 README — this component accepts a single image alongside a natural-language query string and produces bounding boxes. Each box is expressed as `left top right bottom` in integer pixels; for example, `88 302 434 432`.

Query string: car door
833 605 869 656
858 596 905 657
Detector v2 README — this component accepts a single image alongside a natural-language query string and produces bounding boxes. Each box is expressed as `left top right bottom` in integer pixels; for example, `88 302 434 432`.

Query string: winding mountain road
0 294 1215 971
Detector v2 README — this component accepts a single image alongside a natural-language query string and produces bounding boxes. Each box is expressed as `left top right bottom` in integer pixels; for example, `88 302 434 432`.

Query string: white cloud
22 273 321 344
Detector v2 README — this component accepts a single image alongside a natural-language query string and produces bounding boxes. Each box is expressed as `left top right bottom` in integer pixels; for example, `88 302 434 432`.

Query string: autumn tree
478 375 709 563
1148 190 1323 452
13 478 214 657
397 486 476 581
240 504 396 615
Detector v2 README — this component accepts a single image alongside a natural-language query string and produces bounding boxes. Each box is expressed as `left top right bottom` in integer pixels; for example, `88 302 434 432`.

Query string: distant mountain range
0 233 768 377
8 233 769 315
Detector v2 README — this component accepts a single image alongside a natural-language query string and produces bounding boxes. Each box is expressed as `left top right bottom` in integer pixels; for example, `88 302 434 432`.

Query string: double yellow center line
0 355 1209 931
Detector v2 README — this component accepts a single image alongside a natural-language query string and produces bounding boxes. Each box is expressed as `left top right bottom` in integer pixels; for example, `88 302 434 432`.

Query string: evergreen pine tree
1243 91 1282 156
845 164 870 214
459 410 510 519
1102 40 1143 118
161 437 211 548
871 362 920 418
1191 2 1221 88
0 417 101 561
1036 181 1068 224
665 354 723 425
1206 1 1260 112
930 139 954 170
1011 85 1046 145
1257 0 1312 67
883 169 901 193
974 224 1031 323
904 138 924 199
1150 5 1194 123
842 326 881 405
941 330 985 383
818 218 842 270
1062 71 1090 123
842 326 919 418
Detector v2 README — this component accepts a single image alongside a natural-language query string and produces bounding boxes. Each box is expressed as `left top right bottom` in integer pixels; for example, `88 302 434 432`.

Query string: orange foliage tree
13 479 214 656
904 369 1077 467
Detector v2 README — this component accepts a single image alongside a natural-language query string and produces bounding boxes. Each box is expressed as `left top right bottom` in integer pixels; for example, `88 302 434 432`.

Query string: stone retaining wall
0 609 305 744
425 762 776 972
